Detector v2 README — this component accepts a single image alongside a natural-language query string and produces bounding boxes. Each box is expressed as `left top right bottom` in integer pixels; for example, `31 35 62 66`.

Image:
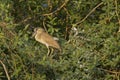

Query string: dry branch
43 0 69 16
73 2 103 27
0 60 10 80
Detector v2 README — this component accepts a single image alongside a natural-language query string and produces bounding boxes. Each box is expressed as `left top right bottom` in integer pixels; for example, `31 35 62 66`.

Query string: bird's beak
31 32 36 38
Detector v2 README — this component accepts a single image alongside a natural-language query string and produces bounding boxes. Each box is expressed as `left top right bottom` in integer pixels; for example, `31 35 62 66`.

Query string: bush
0 0 120 80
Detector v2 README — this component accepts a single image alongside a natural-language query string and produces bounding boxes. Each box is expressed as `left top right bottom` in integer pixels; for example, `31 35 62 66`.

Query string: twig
100 68 120 74
63 7 70 16
19 17 31 24
43 19 47 32
73 2 103 27
47 0 52 11
0 60 10 80
114 0 120 25
42 0 69 16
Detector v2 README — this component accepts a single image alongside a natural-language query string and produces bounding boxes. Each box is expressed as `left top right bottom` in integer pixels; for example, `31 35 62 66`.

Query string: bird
32 28 61 56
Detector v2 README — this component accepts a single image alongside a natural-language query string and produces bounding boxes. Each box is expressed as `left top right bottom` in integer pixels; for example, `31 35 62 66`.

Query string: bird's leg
47 46 50 56
47 47 50 56
47 47 54 57
51 48 54 55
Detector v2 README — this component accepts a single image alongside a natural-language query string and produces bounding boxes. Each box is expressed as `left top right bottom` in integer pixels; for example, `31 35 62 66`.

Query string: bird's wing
41 32 61 49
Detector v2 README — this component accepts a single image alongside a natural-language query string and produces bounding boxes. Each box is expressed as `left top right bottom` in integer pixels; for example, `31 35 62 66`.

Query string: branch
42 0 69 16
114 0 120 25
73 2 103 27
43 19 47 32
0 60 10 80
100 68 120 74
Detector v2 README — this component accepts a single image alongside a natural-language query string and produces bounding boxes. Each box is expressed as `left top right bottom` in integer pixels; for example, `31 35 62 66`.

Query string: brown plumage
33 28 61 55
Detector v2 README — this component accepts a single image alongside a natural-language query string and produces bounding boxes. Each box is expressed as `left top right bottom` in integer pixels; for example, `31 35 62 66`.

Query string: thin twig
100 68 120 74
0 60 10 80
73 2 103 26
43 19 47 33
19 17 31 24
42 0 69 16
63 7 70 16
47 0 52 11
114 0 120 25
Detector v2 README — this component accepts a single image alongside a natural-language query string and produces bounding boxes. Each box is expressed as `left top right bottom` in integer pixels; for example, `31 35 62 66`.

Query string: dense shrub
0 0 120 80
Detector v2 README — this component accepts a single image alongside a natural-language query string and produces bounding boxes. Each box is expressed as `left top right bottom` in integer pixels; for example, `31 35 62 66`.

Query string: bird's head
36 28 45 34
32 28 45 37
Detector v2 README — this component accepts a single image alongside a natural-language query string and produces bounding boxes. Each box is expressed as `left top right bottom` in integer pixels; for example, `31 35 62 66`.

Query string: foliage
0 0 120 80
